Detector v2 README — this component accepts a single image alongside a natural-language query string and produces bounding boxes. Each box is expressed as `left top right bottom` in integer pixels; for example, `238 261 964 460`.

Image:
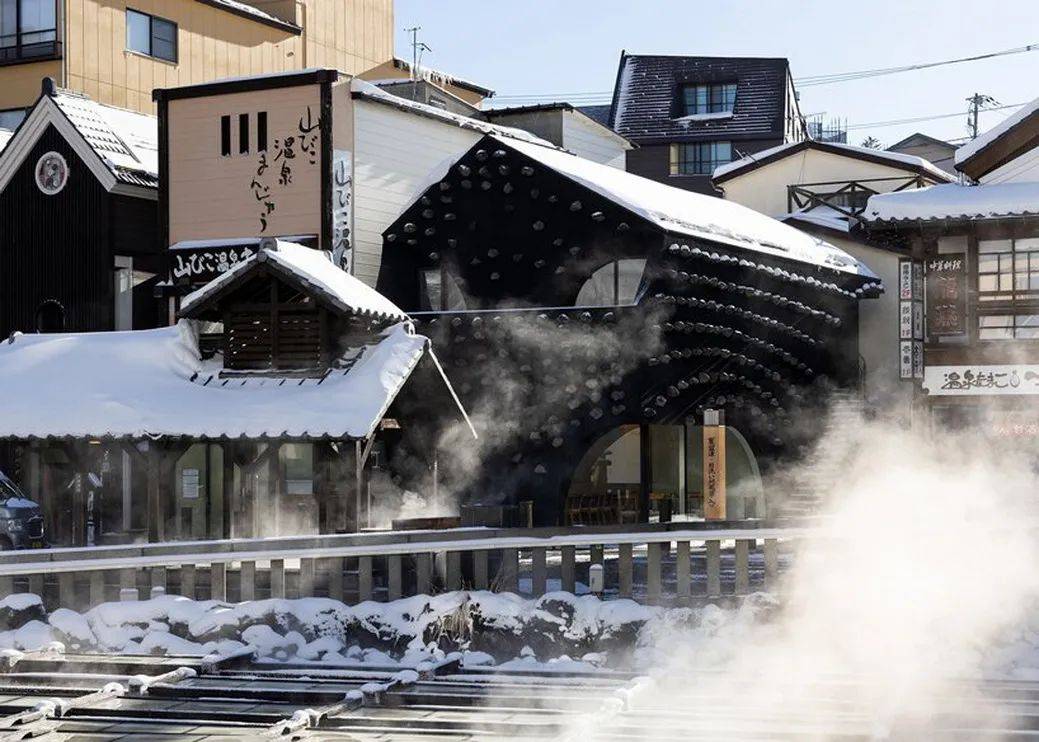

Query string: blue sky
393 0 1039 147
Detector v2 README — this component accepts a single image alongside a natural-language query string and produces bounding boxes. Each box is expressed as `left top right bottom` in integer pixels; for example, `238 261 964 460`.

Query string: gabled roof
955 97 1039 179
0 321 470 441
887 132 956 153
410 134 878 281
862 181 1039 225
0 85 157 198
350 79 556 148
577 105 612 128
179 240 408 322
386 57 494 98
712 139 954 184
609 53 792 142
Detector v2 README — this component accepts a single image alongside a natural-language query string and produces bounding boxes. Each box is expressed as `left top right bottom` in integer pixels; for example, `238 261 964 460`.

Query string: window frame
125 8 177 63
0 0 59 65
972 228 1039 343
669 141 733 176
680 82 737 116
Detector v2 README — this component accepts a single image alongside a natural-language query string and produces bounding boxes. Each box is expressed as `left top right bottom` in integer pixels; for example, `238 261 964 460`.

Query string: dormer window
681 82 737 116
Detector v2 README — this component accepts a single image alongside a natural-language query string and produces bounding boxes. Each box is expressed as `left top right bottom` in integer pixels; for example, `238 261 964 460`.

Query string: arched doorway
565 421 764 524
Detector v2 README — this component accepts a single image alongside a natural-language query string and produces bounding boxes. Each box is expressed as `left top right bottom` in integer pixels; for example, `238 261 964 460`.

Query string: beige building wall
719 149 929 217
0 0 392 115
167 83 323 245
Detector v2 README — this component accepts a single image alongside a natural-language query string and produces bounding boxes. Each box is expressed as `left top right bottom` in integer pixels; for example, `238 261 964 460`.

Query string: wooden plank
180 564 196 599
299 558 316 598
531 548 547 597
240 561 256 601
735 539 751 594
58 572 74 609
560 546 576 594
706 540 721 597
473 550 489 590
357 556 373 601
211 562 226 601
646 542 662 604
386 555 402 600
676 541 691 598
764 538 779 589
328 557 344 601
415 553 432 595
618 543 633 598
499 549 519 593
445 551 461 592
270 559 286 598
89 571 105 607
119 568 137 601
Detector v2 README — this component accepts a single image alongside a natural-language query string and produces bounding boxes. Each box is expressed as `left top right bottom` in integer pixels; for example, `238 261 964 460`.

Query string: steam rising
572 404 1039 738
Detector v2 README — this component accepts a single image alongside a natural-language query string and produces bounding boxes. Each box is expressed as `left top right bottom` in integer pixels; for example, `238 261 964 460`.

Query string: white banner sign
923 365 1039 395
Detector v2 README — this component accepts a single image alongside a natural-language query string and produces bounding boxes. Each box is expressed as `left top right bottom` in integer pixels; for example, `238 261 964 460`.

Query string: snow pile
0 591 681 670
863 181 1039 223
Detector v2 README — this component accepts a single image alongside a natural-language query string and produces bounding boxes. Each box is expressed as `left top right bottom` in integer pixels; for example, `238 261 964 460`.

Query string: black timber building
377 134 881 527
607 53 806 196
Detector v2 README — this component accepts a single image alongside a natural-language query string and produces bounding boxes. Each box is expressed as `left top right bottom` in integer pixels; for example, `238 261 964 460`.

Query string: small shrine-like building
0 240 472 546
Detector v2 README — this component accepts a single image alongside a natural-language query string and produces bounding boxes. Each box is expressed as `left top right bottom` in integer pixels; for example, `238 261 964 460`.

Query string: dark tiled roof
577 104 612 127
611 55 791 143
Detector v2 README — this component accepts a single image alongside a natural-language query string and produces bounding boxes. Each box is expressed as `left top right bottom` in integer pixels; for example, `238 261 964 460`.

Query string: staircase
774 391 865 519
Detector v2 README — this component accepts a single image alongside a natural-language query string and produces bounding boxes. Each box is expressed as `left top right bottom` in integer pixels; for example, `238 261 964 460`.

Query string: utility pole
403 25 432 102
966 92 998 139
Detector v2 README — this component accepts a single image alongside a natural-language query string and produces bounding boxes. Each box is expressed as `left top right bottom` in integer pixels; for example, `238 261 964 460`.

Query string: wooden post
706 540 722 597
764 538 779 589
386 555 402 600
89 571 105 607
619 543 633 598
415 553 432 595
299 558 316 598
647 542 662 604
735 539 751 594
499 549 519 593
676 541 691 599
210 562 226 601
146 446 163 543
473 550 489 590
150 567 166 598
638 423 652 522
222 442 235 539
560 546 576 594
328 557 345 601
240 561 256 601
58 572 75 609
180 564 196 599
531 548 547 596
445 552 462 592
270 559 286 598
0 575 11 596
119 568 137 600
702 409 726 521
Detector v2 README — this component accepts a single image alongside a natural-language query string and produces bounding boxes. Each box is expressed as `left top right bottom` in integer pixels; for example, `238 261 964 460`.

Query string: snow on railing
0 521 806 611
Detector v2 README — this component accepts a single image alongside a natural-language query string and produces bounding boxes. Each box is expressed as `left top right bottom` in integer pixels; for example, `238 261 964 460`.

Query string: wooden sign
925 253 967 337
923 364 1039 396
170 244 256 284
703 424 726 520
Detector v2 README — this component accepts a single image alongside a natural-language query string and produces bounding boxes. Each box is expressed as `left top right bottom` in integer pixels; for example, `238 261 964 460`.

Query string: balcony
787 175 931 219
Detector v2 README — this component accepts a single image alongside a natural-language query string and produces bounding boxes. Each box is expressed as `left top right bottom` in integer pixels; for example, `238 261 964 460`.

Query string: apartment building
0 0 392 126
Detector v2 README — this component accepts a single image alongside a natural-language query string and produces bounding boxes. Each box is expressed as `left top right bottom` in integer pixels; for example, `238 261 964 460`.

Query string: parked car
0 471 46 549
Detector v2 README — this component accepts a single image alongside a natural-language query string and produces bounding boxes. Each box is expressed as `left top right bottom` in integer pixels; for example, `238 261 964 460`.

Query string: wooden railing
0 522 806 610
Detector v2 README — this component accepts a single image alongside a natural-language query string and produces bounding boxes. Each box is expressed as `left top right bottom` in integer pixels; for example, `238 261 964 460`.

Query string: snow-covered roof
862 182 1039 224
780 205 852 234
0 128 12 154
388 57 494 97
350 80 554 149
490 136 878 279
51 91 158 187
713 139 954 183
955 97 1039 167
0 321 454 440
198 0 300 32
180 240 408 321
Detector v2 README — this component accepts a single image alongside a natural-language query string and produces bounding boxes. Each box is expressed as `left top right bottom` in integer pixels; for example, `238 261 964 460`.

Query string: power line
846 101 1024 131
487 41 1039 105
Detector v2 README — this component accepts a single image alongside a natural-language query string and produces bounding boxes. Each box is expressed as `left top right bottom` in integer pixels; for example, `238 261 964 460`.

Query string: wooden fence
0 521 805 610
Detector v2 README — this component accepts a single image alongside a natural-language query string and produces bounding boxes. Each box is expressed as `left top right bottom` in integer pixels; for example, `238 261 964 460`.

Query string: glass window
670 141 732 176
126 8 176 62
978 313 1039 340
681 83 737 115
576 259 647 307
977 238 1039 303
0 0 57 62
419 268 466 311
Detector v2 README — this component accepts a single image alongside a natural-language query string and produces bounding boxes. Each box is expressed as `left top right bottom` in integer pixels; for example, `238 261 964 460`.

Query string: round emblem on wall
35 152 69 195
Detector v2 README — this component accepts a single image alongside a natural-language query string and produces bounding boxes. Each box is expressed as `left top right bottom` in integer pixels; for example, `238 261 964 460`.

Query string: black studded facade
377 135 881 526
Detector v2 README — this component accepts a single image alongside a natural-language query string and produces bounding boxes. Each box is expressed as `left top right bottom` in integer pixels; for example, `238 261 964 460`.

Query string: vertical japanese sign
703 416 726 520
925 254 967 337
898 258 925 379
331 149 353 272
